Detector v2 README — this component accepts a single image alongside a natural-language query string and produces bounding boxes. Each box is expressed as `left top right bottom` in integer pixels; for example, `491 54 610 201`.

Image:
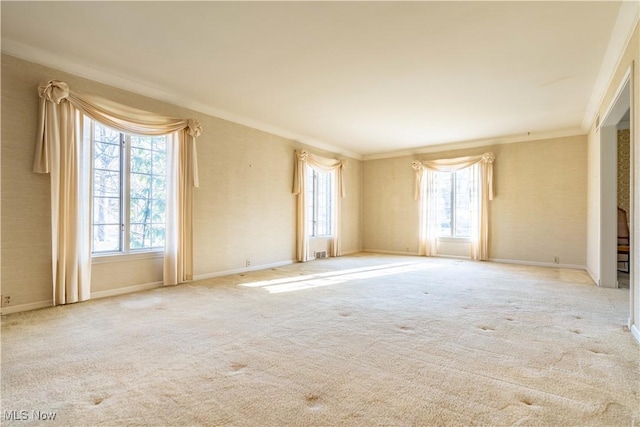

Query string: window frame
306 167 333 238
90 121 167 258
434 169 472 240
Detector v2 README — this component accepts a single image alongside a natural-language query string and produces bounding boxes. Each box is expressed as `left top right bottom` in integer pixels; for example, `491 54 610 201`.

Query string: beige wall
363 156 420 254
586 21 639 334
618 129 631 217
0 54 363 309
364 135 588 267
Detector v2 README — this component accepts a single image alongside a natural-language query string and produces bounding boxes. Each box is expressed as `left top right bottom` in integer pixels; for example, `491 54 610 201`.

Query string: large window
433 168 474 238
92 122 167 254
306 168 333 237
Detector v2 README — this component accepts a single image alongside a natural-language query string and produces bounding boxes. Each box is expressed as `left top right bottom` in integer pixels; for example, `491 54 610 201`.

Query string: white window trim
437 236 471 243
91 250 164 264
307 168 333 238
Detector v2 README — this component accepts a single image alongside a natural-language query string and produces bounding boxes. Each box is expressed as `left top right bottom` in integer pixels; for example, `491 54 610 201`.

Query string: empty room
1 1 639 426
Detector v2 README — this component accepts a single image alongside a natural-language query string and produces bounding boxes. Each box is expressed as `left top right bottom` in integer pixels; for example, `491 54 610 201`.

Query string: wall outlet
553 256 560 264
2 295 10 306
246 259 251 267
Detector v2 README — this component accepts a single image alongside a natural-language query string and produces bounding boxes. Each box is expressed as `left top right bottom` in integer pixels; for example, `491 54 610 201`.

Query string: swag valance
34 79 202 305
293 149 347 197
34 80 201 184
411 152 495 201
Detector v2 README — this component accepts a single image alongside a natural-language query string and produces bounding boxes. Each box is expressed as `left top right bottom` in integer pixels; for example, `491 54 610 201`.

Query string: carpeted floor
1 253 638 426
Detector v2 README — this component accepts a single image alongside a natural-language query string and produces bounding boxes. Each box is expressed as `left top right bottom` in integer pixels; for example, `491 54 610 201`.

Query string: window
306 168 333 237
433 168 474 238
92 122 167 254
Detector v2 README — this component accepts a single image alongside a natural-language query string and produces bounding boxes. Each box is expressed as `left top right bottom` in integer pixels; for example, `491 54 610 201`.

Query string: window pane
130 197 150 224
152 176 166 199
152 151 166 176
435 172 452 236
152 137 166 152
316 171 332 236
130 147 152 174
94 197 121 224
94 125 120 144
93 225 121 252
94 170 121 197
130 135 152 149
94 142 121 171
152 198 166 223
129 135 166 250
306 169 316 235
151 225 165 248
454 168 471 237
130 223 150 249
92 122 122 254
130 172 151 198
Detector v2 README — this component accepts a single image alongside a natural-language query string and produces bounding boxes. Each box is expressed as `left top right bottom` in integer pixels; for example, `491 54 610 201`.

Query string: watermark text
3 410 57 421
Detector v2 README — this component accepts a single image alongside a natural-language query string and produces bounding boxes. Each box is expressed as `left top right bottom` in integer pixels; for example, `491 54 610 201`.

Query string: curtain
292 149 346 262
412 152 495 260
34 80 201 304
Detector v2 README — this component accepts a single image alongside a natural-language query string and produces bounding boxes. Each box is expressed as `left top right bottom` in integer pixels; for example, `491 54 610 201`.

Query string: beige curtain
292 150 346 262
412 153 495 260
34 80 201 304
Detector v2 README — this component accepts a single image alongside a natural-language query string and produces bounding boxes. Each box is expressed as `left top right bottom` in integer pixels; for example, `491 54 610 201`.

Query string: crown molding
582 1 640 131
1 38 364 161
363 128 587 161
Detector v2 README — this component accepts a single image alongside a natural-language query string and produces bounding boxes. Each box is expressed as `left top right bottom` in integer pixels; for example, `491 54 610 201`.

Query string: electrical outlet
246 259 251 267
2 295 10 306
553 256 560 264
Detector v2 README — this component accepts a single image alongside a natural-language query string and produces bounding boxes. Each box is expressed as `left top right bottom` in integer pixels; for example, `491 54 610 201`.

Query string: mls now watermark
4 410 57 421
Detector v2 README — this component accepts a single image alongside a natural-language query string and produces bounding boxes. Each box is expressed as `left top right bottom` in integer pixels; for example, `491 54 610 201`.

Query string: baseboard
433 254 471 261
490 258 586 270
1 281 165 315
193 260 295 281
631 324 640 344
585 266 600 286
0 300 53 315
91 281 163 300
362 249 420 256
340 249 362 256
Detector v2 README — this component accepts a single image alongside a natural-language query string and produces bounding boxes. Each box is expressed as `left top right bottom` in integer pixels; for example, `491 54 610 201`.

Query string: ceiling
0 1 631 158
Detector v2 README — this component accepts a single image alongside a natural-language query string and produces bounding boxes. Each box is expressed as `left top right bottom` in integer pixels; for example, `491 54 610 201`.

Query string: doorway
617 108 631 289
600 71 633 328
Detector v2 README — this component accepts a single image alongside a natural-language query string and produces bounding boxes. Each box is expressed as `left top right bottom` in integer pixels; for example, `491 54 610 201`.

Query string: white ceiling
0 1 632 158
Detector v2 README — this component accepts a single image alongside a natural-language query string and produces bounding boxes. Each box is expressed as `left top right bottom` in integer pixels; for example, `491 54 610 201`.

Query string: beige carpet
1 253 638 426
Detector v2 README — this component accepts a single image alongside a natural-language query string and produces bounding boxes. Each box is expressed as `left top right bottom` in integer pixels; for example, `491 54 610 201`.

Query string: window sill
92 250 164 264
437 237 471 243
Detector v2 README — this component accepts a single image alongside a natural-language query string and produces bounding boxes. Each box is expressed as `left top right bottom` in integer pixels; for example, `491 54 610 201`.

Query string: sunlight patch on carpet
240 261 439 293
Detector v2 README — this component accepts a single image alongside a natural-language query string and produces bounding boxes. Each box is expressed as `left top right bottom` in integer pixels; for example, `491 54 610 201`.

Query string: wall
586 21 639 338
363 135 588 267
618 128 631 215
0 54 363 311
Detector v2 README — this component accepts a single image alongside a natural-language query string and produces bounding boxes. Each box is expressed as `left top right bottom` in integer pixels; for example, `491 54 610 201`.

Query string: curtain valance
34 80 201 186
293 149 347 197
412 152 494 201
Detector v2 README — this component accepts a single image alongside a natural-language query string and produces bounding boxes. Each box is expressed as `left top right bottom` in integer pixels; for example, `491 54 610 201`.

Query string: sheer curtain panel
34 80 202 305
